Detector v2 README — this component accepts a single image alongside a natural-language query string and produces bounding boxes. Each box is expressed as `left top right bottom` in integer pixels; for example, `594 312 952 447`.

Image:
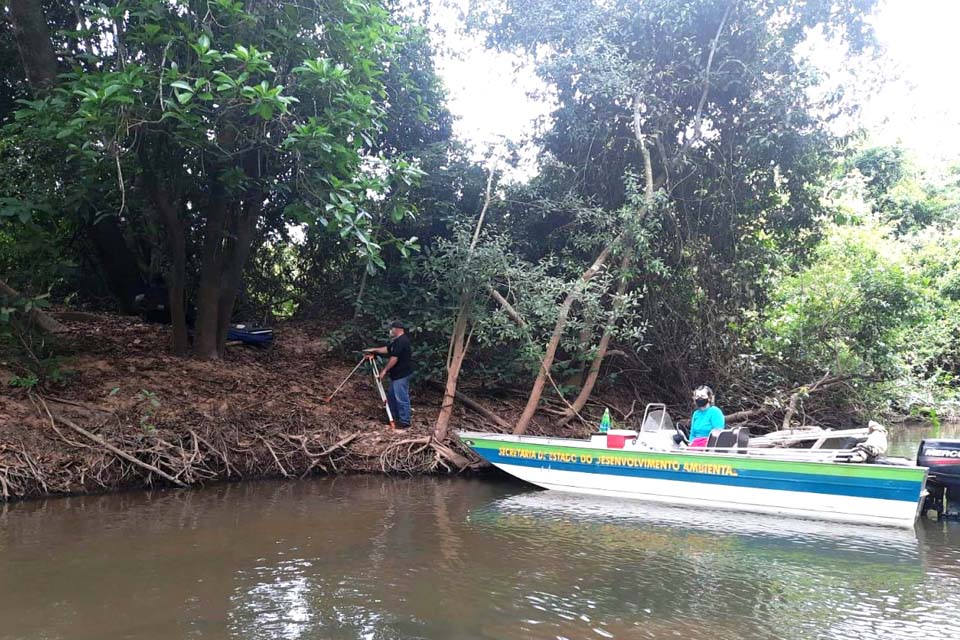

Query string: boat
457 404 934 528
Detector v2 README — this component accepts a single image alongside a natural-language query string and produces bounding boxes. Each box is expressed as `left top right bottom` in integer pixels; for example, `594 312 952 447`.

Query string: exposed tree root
0 393 483 503
379 435 478 475
0 314 497 502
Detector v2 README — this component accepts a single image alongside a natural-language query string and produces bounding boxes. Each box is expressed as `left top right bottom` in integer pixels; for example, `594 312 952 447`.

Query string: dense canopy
3 0 960 441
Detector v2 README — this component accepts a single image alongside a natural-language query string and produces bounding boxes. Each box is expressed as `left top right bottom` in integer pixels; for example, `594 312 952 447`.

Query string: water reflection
473 492 932 639
886 420 960 458
0 429 958 640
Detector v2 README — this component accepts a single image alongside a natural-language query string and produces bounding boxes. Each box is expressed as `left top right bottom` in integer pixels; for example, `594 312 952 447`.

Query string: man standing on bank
364 321 413 430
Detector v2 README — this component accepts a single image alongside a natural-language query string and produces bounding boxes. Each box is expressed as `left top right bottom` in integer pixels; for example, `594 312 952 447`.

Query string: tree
850 145 960 234
3 0 425 357
469 0 882 429
433 166 496 441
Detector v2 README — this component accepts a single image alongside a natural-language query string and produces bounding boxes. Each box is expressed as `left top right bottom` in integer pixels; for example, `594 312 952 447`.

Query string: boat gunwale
455 430 929 479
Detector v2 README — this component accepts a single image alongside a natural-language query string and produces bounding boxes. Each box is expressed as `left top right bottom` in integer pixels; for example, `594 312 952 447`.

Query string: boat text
496 447 739 477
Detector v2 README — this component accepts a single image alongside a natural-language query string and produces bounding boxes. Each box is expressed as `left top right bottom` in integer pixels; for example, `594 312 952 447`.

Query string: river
1 424 958 640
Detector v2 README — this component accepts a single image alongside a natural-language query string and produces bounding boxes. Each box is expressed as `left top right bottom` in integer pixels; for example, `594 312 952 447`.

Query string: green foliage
762 225 918 377
847 146 960 234
0 291 70 388
854 146 909 203
1 0 439 351
356 228 562 384
761 220 960 413
7 0 960 421
462 0 884 402
7 374 40 390
136 389 161 434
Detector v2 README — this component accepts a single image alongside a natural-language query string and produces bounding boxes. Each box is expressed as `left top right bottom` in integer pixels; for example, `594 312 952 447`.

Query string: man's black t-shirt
386 334 413 380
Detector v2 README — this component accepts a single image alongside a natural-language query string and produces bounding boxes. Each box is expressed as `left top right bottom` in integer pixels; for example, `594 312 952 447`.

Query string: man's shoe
395 423 411 431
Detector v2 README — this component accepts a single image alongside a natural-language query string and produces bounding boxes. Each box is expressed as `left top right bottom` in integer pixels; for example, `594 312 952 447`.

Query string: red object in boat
606 430 636 449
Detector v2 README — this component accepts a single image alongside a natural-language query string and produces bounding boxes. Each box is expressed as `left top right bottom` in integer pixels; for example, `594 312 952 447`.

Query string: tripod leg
370 360 396 430
324 356 368 403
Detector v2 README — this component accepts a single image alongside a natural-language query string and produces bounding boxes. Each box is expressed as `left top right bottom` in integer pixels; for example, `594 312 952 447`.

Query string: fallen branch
725 374 857 428
487 285 526 328
427 380 511 430
0 279 67 333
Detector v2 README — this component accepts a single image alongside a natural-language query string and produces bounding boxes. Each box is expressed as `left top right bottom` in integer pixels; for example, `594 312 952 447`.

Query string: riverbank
0 313 485 501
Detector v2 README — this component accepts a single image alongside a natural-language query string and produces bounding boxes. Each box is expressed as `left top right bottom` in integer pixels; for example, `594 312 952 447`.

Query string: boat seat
736 426 750 453
714 429 738 450
707 429 722 448
707 427 749 452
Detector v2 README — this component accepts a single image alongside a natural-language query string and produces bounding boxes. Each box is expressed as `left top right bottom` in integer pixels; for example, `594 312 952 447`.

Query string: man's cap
390 320 407 330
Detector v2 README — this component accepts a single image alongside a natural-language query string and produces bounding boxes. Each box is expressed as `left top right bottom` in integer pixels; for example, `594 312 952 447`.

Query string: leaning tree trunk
555 251 631 426
433 169 495 441
512 238 621 435
0 278 66 333
433 295 474 441
554 115 657 426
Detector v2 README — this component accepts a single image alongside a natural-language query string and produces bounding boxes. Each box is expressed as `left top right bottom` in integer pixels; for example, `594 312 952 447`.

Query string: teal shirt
690 405 725 440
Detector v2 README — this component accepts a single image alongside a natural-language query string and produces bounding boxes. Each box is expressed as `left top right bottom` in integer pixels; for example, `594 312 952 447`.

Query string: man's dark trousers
387 375 411 427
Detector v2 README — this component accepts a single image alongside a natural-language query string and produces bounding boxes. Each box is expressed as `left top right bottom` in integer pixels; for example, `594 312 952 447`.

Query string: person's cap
390 320 406 330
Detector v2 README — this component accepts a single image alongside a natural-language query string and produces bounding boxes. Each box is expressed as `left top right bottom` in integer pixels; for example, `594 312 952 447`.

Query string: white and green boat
458 406 930 528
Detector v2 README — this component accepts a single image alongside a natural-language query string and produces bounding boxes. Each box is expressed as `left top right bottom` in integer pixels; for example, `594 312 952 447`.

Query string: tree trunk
555 251 631 426
193 179 229 359
433 295 473 441
353 266 369 319
146 177 189 355
5 0 59 93
165 226 189 357
214 151 263 355
85 212 145 314
215 206 259 353
433 169 495 441
554 112 657 426
512 238 621 434
573 304 598 386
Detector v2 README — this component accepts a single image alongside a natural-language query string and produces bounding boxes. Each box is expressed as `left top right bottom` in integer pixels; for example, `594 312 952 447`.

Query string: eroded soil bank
0 314 485 501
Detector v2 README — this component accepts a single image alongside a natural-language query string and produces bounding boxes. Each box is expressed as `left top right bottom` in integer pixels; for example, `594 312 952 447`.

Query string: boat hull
459 433 928 528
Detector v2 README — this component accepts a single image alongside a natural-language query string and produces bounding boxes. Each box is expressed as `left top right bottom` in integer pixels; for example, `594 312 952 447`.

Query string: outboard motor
918 439 960 519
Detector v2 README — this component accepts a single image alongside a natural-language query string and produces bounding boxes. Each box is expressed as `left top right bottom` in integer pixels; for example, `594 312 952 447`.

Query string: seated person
688 385 724 447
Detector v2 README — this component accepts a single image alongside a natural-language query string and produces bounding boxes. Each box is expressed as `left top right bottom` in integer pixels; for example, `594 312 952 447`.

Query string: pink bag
689 436 709 448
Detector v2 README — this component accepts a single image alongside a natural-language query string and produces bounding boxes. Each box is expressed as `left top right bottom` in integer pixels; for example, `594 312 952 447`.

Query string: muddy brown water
1 425 959 640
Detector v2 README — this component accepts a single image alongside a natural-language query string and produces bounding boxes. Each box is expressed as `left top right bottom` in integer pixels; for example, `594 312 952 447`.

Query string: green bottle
599 408 611 433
